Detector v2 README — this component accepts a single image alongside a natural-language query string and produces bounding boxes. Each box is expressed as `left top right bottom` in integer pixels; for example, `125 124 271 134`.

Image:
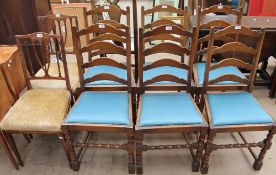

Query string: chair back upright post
15 32 72 94
139 25 197 94
72 23 132 93
202 25 265 95
38 14 79 54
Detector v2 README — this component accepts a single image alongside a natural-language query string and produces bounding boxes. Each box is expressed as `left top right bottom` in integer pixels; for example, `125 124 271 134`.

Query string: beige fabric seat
33 62 79 91
0 89 71 132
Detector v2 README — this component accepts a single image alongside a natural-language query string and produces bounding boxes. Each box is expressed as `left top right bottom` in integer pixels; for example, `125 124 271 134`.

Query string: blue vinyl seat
65 91 130 125
143 66 188 84
195 62 246 85
140 93 203 127
208 92 274 126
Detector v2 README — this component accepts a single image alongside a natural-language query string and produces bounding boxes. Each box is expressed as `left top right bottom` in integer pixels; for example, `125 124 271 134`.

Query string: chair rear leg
4 132 24 166
136 132 143 174
192 130 206 172
201 132 216 174
0 132 19 169
62 127 80 171
127 131 135 174
253 128 276 170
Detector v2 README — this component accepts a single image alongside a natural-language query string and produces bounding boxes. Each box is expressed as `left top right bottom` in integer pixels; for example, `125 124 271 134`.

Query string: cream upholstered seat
33 62 79 91
0 89 71 132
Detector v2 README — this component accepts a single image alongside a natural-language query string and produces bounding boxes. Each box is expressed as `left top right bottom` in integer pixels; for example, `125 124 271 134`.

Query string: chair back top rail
98 19 129 30
89 33 127 44
78 23 128 37
143 18 184 30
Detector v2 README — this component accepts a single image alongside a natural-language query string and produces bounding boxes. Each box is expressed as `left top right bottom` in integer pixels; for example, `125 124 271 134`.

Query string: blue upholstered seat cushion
143 66 188 84
84 65 127 86
65 92 130 125
208 92 274 126
195 62 246 85
140 93 203 127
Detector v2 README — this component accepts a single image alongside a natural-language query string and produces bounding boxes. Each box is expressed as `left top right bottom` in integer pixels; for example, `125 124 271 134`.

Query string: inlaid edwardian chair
200 25 276 174
61 23 135 173
135 25 208 174
193 4 244 107
37 14 80 99
0 32 72 168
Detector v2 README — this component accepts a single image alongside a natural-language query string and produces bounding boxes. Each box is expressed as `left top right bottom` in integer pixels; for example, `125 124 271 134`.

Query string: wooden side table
0 46 26 100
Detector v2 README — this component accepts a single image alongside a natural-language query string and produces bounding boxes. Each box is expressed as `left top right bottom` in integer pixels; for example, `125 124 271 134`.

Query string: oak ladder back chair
84 5 131 59
61 23 135 173
37 14 80 98
135 25 208 174
200 26 276 174
141 4 189 63
193 4 243 107
0 32 72 168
